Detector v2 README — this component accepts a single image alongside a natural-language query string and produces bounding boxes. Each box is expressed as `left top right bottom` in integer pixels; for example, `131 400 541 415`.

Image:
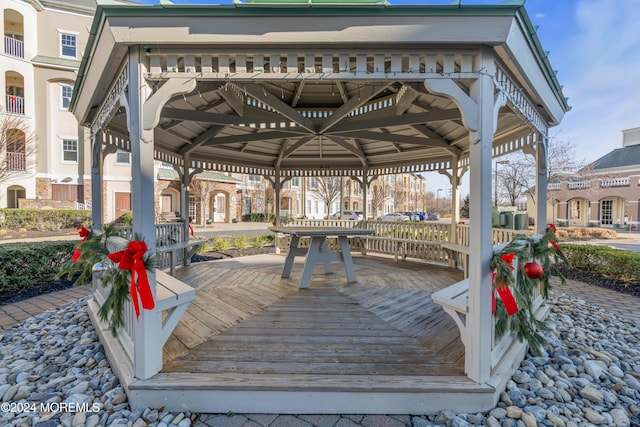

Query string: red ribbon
72 226 91 262
550 240 562 253
491 251 519 316
108 240 155 318
496 285 519 315
548 223 557 233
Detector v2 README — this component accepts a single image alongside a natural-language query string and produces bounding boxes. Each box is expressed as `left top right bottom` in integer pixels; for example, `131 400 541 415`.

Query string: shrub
210 236 231 251
0 209 91 231
561 244 640 282
554 227 617 241
231 235 249 250
241 213 275 223
0 240 77 293
251 235 267 248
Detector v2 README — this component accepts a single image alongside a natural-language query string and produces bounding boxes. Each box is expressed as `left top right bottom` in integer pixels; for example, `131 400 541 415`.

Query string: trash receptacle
514 213 528 230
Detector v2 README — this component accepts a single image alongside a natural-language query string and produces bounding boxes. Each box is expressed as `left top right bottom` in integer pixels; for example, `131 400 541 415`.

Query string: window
291 177 300 187
570 200 581 219
601 200 613 225
116 149 130 164
248 174 261 182
60 33 76 58
62 138 77 162
310 177 318 189
60 84 73 110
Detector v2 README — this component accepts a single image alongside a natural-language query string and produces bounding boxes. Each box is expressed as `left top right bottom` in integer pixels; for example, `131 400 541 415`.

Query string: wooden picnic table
270 226 374 288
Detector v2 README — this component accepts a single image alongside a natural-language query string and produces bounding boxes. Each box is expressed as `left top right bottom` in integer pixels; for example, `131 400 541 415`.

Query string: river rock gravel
0 292 639 427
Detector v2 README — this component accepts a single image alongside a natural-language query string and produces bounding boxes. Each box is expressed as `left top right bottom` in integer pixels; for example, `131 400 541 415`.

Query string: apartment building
1 0 94 209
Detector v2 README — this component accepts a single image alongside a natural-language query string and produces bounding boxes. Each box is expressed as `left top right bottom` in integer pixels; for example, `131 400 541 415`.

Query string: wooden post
128 46 161 380
466 48 496 384
536 135 548 233
90 132 104 232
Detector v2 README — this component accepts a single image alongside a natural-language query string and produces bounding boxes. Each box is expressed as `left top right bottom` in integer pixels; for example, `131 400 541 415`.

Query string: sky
421 0 640 196
129 0 639 197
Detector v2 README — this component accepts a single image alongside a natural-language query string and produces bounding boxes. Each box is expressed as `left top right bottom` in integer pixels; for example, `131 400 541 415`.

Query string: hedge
561 243 640 282
0 209 91 231
0 240 78 293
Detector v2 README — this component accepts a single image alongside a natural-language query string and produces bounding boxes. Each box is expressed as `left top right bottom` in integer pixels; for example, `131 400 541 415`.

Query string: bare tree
498 137 587 207
310 177 341 218
189 178 216 225
369 180 386 218
0 110 35 183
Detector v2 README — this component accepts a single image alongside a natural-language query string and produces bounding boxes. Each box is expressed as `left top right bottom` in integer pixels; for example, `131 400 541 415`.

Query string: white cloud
535 13 545 18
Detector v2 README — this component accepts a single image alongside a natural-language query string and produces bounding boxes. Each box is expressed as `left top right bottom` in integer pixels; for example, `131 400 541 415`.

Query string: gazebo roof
72 0 569 177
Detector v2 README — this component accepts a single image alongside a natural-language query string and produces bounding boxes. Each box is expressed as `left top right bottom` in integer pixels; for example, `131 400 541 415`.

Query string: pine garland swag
492 225 570 354
57 225 155 335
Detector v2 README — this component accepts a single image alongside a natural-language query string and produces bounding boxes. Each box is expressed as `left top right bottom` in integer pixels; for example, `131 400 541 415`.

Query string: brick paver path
0 285 91 331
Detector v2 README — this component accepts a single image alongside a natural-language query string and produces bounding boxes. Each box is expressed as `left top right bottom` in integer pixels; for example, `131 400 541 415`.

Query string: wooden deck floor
164 254 466 376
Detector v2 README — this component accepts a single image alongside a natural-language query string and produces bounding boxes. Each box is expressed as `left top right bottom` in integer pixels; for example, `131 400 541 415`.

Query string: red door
115 192 131 218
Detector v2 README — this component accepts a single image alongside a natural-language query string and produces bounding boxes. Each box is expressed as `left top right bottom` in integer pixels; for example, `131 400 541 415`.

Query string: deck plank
164 254 465 377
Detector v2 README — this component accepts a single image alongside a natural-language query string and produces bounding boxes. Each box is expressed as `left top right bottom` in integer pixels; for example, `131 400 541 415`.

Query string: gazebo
71 0 568 414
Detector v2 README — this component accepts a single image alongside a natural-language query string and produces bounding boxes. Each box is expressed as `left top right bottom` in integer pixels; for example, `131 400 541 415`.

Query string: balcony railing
4 36 24 58
5 94 25 115
5 152 25 171
567 181 591 190
601 177 630 187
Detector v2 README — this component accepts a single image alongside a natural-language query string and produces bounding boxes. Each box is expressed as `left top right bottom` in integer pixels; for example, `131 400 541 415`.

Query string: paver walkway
0 285 91 331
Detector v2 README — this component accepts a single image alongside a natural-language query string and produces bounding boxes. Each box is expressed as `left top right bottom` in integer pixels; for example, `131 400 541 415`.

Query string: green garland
58 224 155 335
491 225 570 354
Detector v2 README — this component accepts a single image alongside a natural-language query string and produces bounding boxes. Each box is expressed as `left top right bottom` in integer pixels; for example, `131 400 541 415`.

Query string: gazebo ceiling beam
317 83 391 134
231 83 316 133
218 86 245 116
337 130 441 147
180 125 227 155
291 81 305 107
336 82 349 104
324 136 366 160
283 135 316 159
411 124 461 156
326 109 460 134
202 130 296 146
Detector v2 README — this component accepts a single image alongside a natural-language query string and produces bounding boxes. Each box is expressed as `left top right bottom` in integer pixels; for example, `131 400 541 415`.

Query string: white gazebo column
90 132 104 231
127 46 161 380
427 48 497 383
466 50 498 384
536 135 549 233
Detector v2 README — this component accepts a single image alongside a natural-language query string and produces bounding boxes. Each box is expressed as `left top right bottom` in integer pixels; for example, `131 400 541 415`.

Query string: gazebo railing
93 236 136 361
116 222 189 270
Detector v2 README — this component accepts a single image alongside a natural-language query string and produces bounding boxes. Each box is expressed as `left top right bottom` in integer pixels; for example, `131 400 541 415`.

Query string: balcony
5 152 25 171
5 94 24 115
4 36 24 58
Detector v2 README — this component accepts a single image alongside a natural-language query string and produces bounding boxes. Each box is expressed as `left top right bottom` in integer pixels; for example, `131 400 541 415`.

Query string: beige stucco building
1 0 94 209
543 127 640 229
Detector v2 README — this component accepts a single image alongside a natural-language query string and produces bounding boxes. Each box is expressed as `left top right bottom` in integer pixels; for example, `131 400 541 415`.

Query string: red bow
108 240 155 318
72 226 91 262
501 252 515 271
548 223 557 233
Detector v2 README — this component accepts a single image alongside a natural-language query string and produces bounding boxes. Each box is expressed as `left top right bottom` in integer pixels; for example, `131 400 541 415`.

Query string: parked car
376 212 411 221
404 211 425 221
330 210 363 220
426 213 438 220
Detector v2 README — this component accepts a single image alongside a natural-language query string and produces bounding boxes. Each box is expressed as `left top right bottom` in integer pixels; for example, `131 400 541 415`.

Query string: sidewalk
0 285 91 331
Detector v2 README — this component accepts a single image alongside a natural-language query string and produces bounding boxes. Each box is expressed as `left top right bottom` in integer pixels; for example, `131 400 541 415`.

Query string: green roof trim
32 55 81 69
158 168 242 183
71 0 568 117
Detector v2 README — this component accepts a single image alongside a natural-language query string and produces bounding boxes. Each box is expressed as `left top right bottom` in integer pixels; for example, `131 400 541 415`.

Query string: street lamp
494 160 510 207
436 188 442 214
